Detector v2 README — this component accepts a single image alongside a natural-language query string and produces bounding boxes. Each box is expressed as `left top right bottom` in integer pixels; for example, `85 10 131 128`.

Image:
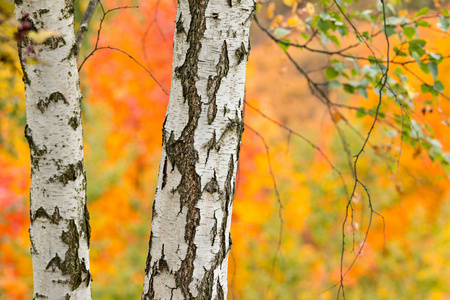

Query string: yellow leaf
287 15 302 27
332 111 344 122
28 30 60 44
306 2 315 16
267 2 275 19
399 9 408 17
283 0 296 7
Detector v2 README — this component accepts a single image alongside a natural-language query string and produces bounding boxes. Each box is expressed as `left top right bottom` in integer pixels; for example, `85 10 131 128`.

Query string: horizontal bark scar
33 206 62 224
37 91 69 113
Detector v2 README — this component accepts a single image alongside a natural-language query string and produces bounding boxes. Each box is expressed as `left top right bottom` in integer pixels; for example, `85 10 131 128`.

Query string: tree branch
75 0 100 55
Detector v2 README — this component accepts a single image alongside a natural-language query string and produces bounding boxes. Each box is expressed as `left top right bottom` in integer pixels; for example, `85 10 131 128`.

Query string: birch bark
142 0 254 299
15 1 91 299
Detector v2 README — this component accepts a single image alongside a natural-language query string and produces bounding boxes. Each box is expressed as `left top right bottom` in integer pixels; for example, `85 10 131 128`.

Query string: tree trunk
15 1 91 299
142 0 254 299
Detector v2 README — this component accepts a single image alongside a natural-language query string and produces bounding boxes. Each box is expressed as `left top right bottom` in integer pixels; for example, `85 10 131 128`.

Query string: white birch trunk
142 0 254 299
15 1 91 299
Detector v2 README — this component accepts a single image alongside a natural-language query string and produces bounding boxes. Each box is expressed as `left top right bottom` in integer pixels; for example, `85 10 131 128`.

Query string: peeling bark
142 0 254 299
15 0 91 299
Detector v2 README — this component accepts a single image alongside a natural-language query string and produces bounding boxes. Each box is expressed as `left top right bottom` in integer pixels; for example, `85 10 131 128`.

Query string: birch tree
15 1 91 299
142 0 254 298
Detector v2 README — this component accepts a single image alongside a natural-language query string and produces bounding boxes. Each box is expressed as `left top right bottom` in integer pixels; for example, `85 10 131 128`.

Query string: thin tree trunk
15 1 92 299
142 0 254 299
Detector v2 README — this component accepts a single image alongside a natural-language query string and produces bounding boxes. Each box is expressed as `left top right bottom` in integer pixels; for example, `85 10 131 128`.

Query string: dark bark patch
37 91 69 113
161 157 168 190
210 212 218 246
60 0 75 20
38 8 50 16
34 293 48 299
46 253 62 272
60 219 90 291
204 171 219 194
235 42 248 65
33 206 61 224
43 36 66 50
217 278 225 300
68 116 79 130
48 160 83 186
204 130 219 163
25 125 47 170
176 13 185 35
80 203 91 247
206 41 229 125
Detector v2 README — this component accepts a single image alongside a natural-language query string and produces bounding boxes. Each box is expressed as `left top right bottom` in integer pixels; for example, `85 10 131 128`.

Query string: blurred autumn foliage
2 0 450 299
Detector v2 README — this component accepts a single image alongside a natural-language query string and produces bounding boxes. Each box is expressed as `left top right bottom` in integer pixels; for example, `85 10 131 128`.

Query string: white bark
15 1 91 299
142 0 254 299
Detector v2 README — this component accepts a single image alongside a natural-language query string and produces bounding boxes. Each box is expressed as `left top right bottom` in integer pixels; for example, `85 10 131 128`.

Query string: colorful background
2 0 450 299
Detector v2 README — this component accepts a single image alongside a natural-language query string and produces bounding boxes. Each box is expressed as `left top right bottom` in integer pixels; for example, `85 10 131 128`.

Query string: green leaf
383 25 396 37
328 80 342 89
438 16 450 32
414 7 430 17
420 62 430 74
434 81 444 92
278 40 290 52
402 26 416 39
394 46 407 57
325 68 339 80
356 108 367 118
421 84 431 94
343 84 355 94
428 62 438 81
318 18 330 32
416 20 431 27
274 28 291 38
329 35 340 47
359 87 368 99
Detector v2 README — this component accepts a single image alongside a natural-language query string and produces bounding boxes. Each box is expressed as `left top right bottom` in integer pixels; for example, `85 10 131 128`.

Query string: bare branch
75 0 100 55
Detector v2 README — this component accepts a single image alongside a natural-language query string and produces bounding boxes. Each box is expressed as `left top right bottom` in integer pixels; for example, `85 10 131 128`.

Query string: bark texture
142 0 254 299
15 1 91 299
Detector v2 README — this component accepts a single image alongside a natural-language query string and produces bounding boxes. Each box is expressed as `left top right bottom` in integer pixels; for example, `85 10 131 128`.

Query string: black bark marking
34 206 62 224
25 125 47 170
204 171 219 194
218 110 244 158
61 0 75 20
217 278 225 300
207 41 229 125
143 245 171 300
43 36 66 50
68 116 79 130
235 42 247 65
48 160 83 186
81 203 91 247
210 212 218 246
38 8 50 16
227 0 232 7
204 130 219 163
60 220 90 291
37 92 69 113
176 13 185 35
46 253 62 272
34 293 48 299
161 157 168 190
